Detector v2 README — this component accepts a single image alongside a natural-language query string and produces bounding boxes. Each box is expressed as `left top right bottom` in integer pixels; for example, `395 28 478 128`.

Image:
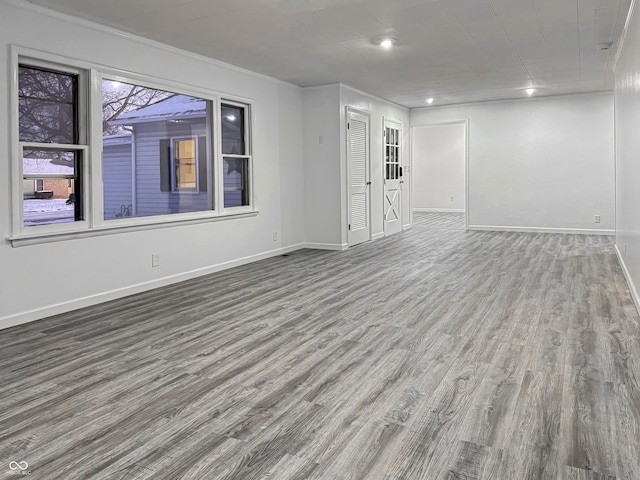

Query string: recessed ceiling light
526 88 536 96
426 98 434 105
379 37 396 49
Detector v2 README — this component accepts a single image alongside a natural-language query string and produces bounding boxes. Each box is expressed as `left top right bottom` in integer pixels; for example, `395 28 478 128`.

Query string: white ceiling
24 0 632 108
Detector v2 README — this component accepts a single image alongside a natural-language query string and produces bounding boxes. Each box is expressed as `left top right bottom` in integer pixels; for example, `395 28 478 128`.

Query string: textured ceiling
24 0 632 108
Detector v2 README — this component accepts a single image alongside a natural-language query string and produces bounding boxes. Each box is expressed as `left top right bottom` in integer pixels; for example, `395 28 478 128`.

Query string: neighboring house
104 94 245 220
22 158 73 199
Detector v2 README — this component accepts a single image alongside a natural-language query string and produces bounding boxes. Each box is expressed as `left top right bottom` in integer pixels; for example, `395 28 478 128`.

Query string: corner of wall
615 244 640 315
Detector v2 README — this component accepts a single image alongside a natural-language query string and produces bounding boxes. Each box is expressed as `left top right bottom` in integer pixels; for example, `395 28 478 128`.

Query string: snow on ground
24 199 72 212
23 199 74 225
23 159 74 175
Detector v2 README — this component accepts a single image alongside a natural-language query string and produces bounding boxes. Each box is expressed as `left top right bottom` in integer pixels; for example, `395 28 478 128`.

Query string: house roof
103 134 132 146
111 95 205 125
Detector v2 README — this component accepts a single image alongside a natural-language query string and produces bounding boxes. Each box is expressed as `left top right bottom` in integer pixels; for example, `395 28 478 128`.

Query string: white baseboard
414 208 465 213
467 225 615 236
371 232 385 241
303 242 349 251
0 243 307 331
615 244 640 316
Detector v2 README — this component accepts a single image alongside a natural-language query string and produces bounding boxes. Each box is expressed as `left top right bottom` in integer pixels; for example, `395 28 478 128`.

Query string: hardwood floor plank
443 440 503 480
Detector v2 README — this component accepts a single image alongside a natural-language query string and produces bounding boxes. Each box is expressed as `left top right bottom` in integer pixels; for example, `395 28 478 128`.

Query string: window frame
13 55 90 235
9 46 257 246
219 100 253 213
170 135 199 193
101 75 218 222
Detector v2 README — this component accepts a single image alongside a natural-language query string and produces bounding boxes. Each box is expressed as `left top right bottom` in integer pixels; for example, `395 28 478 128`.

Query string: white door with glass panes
383 119 403 236
347 110 371 247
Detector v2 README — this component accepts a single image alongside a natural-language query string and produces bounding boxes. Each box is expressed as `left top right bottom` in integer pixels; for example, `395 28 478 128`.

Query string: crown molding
2 0 302 90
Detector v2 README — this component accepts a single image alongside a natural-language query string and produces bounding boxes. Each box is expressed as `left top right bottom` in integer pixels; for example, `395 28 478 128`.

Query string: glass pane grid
384 127 400 180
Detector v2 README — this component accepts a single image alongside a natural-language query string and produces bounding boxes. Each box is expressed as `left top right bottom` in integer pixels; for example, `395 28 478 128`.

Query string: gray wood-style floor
1 212 639 479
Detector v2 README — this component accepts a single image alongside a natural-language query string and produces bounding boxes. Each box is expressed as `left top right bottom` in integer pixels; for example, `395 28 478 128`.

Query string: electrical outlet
273 232 278 242
151 253 160 268
450 195 454 202
594 215 601 224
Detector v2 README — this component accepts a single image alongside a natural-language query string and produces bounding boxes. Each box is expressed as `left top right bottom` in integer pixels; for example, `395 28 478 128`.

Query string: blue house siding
133 121 209 217
103 140 133 220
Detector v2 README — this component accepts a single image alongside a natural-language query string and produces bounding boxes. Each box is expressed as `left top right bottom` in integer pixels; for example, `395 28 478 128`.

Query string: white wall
614 0 640 308
301 84 410 248
0 1 304 327
411 93 615 234
412 122 466 212
302 85 343 248
278 84 305 248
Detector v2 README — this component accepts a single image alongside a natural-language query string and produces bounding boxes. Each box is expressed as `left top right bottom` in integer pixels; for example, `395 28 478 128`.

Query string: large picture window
19 64 84 227
102 80 213 220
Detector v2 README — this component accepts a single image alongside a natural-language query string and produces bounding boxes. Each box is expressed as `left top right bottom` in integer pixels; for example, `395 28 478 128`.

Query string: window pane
22 149 81 226
224 157 249 207
102 80 212 220
221 104 245 154
19 66 76 143
23 177 80 226
23 150 75 176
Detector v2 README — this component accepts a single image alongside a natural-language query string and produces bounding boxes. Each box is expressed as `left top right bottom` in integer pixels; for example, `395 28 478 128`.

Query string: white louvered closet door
347 111 371 247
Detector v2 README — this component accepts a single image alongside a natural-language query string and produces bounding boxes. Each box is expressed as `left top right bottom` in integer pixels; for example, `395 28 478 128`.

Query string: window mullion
89 69 104 228
19 142 88 151
214 97 225 213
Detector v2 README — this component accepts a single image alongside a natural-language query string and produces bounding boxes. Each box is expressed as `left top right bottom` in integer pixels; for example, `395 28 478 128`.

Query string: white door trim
410 119 469 230
346 107 371 247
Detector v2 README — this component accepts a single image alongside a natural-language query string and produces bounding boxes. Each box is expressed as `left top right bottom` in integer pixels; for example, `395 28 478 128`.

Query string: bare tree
102 83 173 135
19 65 75 144
19 66 173 145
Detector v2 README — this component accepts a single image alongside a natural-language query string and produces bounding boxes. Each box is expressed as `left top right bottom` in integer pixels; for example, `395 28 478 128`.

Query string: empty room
1 0 640 478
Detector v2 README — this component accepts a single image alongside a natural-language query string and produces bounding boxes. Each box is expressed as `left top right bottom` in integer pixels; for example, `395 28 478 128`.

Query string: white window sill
8 210 259 247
